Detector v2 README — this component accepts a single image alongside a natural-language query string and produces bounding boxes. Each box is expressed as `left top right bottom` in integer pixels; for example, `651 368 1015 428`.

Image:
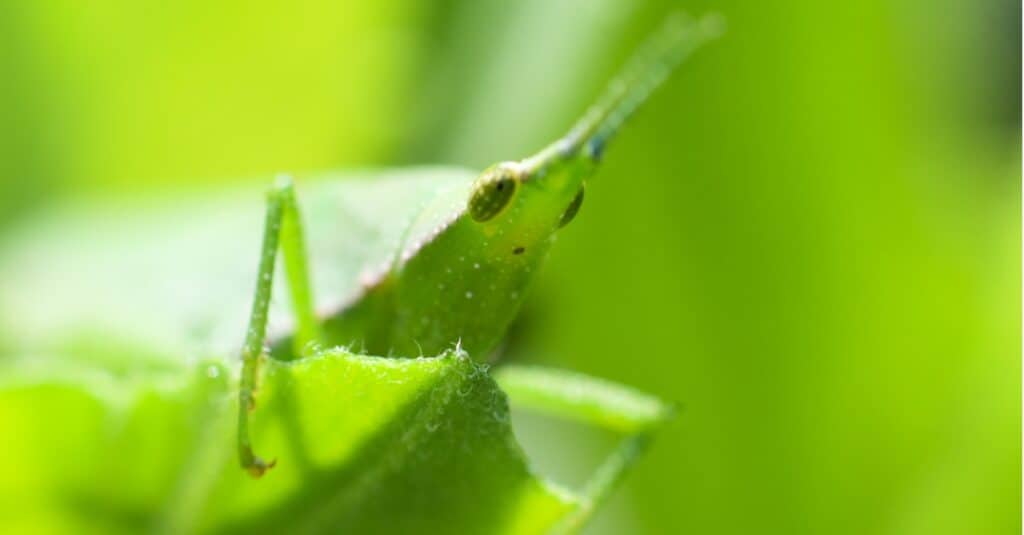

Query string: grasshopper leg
493 365 675 531
238 174 320 478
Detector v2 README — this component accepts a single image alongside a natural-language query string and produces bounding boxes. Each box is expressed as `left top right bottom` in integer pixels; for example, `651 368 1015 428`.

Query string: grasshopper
236 13 721 476
0 12 720 532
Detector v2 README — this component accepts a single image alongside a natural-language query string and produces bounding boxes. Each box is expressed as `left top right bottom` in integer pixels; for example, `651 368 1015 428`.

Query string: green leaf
0 351 582 533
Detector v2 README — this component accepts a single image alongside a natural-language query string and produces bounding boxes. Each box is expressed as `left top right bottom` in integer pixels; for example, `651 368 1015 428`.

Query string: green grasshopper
0 12 720 533
238 13 720 475
237 14 720 476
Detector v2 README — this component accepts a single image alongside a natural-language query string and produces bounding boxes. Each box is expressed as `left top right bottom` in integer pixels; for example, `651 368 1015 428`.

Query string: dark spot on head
513 246 525 255
558 185 585 228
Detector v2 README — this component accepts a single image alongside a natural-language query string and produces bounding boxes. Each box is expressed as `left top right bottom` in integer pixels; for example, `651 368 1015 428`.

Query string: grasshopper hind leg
493 364 675 530
237 174 320 477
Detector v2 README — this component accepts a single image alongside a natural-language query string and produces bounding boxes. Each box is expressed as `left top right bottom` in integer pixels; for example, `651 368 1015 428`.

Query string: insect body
0 14 720 522
239 13 722 475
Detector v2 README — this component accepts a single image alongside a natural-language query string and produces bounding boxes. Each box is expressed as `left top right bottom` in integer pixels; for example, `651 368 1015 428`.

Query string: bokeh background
1 1 1019 533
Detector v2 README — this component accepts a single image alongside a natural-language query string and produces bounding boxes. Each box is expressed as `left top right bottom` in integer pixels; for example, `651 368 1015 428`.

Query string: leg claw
245 456 277 478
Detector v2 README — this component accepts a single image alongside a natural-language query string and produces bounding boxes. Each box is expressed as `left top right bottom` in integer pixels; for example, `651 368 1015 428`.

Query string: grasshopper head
387 13 719 358
380 155 591 358
467 155 589 259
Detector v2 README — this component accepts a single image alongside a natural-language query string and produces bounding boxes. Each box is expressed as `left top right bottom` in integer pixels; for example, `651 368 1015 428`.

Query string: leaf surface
0 167 474 360
0 351 578 534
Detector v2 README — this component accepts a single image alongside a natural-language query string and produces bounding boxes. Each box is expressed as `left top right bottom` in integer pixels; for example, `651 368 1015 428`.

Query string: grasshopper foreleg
238 175 319 477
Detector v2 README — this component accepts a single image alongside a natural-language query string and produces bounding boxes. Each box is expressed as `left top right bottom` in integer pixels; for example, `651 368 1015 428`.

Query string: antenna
566 13 724 161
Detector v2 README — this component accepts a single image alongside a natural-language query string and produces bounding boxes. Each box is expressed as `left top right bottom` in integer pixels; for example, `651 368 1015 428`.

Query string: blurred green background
1 1 1019 533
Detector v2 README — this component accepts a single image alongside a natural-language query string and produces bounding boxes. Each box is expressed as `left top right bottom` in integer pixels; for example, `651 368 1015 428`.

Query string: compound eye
469 170 518 222
558 185 585 228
